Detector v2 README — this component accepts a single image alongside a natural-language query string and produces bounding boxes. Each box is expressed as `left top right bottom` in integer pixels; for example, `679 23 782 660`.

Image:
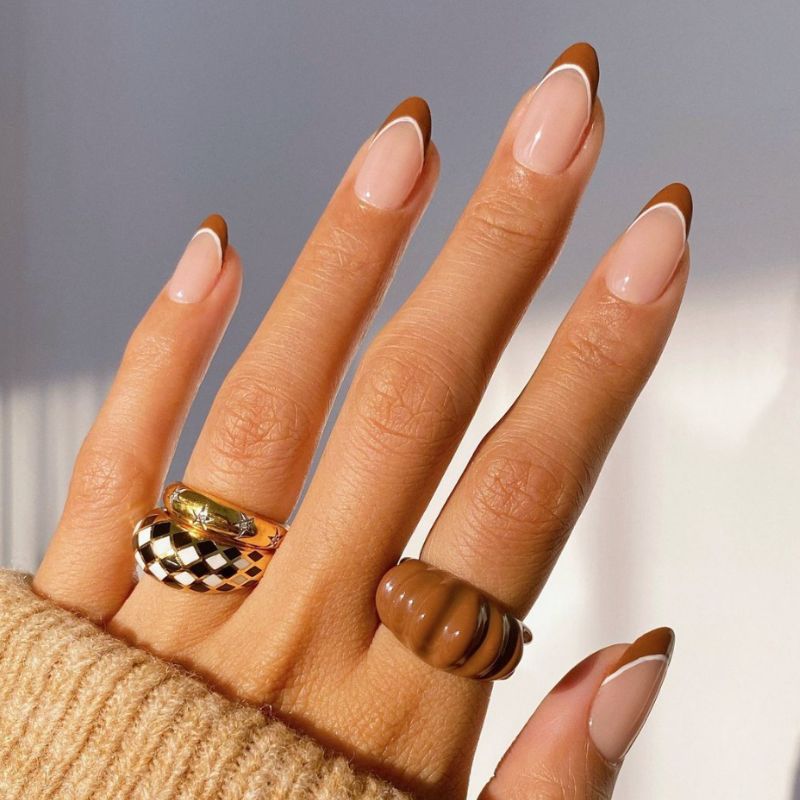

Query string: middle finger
255 43 604 635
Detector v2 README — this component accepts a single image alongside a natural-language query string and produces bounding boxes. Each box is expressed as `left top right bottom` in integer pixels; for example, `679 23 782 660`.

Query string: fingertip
480 643 641 799
221 242 243 279
196 243 241 329
337 113 440 217
486 644 625 797
589 627 675 763
504 48 605 179
411 137 441 204
198 213 229 255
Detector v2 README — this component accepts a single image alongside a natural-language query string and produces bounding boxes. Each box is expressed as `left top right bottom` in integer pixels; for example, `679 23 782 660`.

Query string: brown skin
34 44 685 799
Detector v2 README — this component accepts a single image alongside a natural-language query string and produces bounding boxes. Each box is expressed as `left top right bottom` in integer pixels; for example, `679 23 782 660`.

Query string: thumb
479 628 674 800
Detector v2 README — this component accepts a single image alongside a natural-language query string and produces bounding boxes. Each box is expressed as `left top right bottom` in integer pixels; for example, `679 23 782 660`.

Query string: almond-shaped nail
167 214 228 304
589 627 674 763
605 184 692 304
513 42 599 175
355 97 431 210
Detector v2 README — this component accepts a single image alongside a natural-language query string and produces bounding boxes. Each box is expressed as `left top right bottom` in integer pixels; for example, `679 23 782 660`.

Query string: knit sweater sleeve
0 570 411 800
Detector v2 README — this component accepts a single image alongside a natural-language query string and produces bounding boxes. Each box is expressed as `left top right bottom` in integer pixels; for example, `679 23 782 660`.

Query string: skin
33 70 687 799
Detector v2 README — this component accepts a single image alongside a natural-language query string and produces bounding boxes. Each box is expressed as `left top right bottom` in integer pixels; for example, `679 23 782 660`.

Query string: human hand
34 43 687 798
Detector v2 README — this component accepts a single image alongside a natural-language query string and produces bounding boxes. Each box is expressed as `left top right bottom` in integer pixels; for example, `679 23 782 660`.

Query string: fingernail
355 96 431 210
589 627 674 763
513 42 599 175
605 184 693 304
167 214 228 304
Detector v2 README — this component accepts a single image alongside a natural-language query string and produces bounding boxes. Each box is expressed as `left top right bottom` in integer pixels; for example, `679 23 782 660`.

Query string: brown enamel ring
375 559 532 681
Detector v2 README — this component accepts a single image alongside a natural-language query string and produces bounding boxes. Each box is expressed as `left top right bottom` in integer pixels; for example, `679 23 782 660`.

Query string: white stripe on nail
538 63 594 118
626 202 688 239
191 227 223 262
599 653 669 687
371 115 425 158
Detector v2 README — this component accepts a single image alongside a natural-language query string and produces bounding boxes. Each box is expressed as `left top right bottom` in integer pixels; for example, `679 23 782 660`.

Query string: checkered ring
133 510 270 592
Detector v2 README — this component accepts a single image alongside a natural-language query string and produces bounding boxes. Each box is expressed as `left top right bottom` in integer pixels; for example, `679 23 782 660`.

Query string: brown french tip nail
198 213 229 255
354 97 431 210
589 627 675 763
547 41 600 103
513 43 598 175
378 96 432 153
167 214 228 304
638 182 693 236
605 183 692 304
612 626 675 667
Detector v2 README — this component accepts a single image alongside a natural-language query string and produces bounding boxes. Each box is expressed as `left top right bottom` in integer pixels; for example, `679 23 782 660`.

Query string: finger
114 100 439 638
185 98 437 520
422 184 692 616
34 217 242 621
479 628 674 800
264 44 604 632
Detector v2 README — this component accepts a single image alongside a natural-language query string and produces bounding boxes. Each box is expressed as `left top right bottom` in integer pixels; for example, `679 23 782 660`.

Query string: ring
375 559 532 681
163 482 287 551
132 509 272 593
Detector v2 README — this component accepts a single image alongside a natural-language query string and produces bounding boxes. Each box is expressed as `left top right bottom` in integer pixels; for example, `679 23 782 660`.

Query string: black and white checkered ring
132 510 269 592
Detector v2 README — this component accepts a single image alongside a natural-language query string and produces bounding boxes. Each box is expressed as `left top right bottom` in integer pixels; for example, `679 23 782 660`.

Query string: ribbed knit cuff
0 570 411 800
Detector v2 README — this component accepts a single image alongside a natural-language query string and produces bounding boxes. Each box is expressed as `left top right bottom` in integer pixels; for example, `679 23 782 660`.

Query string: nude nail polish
605 184 693 304
589 627 674 763
167 214 228 304
513 42 599 175
354 97 431 210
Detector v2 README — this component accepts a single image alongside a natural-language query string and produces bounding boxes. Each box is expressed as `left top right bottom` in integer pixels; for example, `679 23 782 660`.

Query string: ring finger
113 98 440 649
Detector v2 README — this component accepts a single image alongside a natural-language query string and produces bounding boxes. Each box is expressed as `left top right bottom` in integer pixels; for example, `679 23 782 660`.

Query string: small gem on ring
233 517 257 538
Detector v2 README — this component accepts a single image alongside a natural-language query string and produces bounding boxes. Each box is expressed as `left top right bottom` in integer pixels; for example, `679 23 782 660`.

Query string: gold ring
133 509 272 593
163 482 287 551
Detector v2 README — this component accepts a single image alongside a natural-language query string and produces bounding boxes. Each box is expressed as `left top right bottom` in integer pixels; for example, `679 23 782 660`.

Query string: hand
34 44 687 798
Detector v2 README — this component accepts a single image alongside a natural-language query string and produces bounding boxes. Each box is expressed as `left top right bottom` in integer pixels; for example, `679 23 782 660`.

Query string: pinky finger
479 628 674 800
34 216 241 621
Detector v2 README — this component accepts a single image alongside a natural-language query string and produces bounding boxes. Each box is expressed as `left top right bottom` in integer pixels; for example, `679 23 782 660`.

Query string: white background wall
2 2 799 797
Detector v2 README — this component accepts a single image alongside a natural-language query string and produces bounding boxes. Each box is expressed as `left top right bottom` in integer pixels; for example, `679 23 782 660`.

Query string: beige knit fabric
0 570 411 800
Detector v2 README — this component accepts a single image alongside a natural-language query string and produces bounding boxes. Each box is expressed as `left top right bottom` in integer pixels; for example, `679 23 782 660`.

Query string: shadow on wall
765 286 800 800
748 285 800 800
793 751 800 800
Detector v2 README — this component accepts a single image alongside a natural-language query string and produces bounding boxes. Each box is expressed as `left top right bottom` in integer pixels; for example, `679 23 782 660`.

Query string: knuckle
66 436 146 523
559 305 647 393
506 759 581 800
460 186 559 263
502 752 614 800
122 327 178 376
305 212 388 281
205 375 313 473
351 344 466 456
466 438 590 546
